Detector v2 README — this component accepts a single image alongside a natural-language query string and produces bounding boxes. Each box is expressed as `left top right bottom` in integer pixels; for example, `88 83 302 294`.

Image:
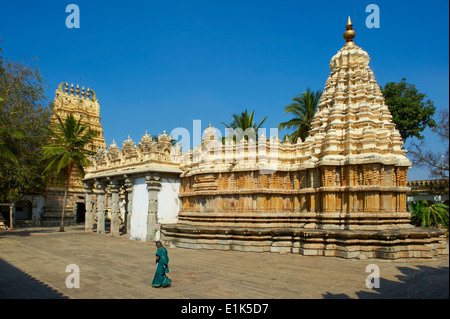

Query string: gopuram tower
162 19 449 259
42 83 106 226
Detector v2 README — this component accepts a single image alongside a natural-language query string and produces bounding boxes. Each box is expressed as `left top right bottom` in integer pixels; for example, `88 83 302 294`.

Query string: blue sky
0 0 448 180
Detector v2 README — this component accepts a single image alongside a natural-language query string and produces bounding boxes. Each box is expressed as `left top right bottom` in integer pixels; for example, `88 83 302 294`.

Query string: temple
80 18 448 259
42 83 107 226
83 132 181 240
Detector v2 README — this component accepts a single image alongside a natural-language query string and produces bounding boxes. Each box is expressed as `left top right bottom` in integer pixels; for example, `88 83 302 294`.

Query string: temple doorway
76 203 86 223
15 200 32 221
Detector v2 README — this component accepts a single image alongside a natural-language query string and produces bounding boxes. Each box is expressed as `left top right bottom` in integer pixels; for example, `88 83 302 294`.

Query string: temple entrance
76 203 86 223
15 200 32 221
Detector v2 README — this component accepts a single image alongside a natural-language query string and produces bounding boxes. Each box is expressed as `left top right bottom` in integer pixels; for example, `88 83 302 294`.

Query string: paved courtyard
0 226 448 299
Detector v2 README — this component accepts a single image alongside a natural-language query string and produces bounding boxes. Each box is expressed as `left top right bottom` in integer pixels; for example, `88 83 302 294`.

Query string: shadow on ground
323 264 449 299
0 225 86 238
0 258 68 299
0 229 52 237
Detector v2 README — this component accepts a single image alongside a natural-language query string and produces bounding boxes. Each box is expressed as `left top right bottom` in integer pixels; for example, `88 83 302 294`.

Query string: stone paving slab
0 226 448 300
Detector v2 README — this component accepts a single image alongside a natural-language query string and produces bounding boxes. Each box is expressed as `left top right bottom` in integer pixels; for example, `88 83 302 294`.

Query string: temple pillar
83 182 95 232
146 173 161 242
95 179 106 234
108 178 120 237
123 176 133 236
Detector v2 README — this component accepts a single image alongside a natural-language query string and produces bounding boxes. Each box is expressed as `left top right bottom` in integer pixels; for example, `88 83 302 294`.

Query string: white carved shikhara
80 20 448 259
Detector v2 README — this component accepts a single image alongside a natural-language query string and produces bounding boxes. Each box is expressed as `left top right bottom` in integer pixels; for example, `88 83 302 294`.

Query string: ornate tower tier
308 18 407 165
52 82 106 153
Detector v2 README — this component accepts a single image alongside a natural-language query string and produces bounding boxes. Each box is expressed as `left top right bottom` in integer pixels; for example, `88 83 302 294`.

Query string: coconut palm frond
278 88 322 143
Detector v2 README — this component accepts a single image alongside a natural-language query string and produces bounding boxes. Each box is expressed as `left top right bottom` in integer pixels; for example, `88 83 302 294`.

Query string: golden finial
343 16 356 46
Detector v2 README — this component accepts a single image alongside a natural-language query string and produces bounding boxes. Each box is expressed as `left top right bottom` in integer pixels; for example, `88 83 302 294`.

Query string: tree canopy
0 43 52 202
0 97 24 164
382 78 437 141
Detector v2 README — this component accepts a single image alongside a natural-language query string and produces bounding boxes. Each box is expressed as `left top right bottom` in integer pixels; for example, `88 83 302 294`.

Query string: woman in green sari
152 241 172 288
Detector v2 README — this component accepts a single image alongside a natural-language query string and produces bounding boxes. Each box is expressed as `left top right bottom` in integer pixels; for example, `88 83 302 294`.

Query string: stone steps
40 208 76 227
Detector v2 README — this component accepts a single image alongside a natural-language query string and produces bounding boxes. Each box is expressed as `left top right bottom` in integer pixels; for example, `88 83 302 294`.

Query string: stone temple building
83 131 181 241
42 83 106 226
81 19 448 259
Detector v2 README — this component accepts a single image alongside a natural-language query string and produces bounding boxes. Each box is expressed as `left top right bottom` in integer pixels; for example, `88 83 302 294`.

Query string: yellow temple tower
42 83 106 226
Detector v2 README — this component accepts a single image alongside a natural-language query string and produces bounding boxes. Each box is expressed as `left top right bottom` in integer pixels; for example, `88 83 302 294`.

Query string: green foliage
0 99 24 163
221 109 267 142
42 113 97 231
382 78 437 141
0 47 52 202
42 114 96 180
410 200 449 229
278 88 322 143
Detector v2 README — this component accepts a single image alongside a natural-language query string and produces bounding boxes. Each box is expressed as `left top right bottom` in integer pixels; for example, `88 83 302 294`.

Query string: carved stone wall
177 152 411 231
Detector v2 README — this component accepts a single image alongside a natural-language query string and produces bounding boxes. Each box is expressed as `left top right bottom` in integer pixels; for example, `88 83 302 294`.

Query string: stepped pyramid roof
306 18 411 167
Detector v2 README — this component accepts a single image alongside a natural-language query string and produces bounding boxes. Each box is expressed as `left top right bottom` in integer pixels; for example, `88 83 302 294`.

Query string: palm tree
221 109 267 142
278 88 322 143
42 114 96 232
410 200 449 229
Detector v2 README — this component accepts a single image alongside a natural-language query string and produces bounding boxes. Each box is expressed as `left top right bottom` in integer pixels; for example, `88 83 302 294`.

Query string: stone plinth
162 224 448 259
